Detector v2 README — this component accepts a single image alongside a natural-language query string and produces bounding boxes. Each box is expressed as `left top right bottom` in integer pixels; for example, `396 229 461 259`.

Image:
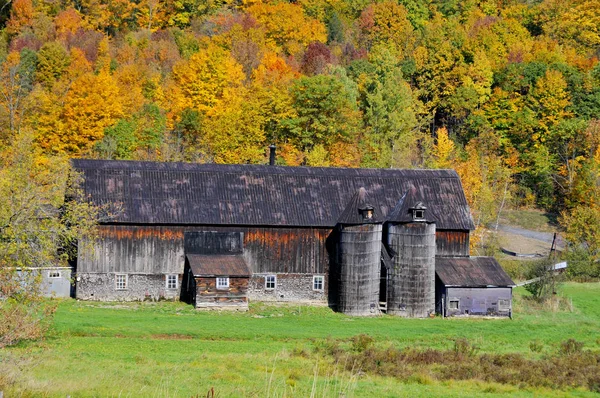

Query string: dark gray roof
388 188 433 224
187 254 251 277
71 159 474 229
436 257 515 287
337 187 381 225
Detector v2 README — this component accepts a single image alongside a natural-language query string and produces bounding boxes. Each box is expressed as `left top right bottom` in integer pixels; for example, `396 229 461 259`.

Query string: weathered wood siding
435 230 470 257
195 276 249 309
80 225 330 275
337 224 382 316
387 222 436 318
443 287 512 317
79 226 184 274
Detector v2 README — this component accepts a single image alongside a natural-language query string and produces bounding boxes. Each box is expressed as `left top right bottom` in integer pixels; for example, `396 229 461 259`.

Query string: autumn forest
0 0 599 265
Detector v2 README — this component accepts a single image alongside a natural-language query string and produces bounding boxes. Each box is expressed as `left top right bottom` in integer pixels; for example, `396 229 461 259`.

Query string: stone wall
248 273 327 303
76 273 181 301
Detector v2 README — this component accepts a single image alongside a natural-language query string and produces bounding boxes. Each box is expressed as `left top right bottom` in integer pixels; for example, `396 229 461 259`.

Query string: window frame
48 271 61 278
216 277 230 290
448 299 459 310
265 275 276 290
313 275 324 291
115 274 128 290
165 274 178 290
498 299 510 311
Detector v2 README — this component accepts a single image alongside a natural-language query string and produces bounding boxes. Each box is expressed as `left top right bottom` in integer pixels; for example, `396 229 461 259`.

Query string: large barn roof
436 257 515 287
71 159 475 230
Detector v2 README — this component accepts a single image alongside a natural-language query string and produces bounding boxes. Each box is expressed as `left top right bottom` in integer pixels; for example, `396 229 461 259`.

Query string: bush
524 258 564 300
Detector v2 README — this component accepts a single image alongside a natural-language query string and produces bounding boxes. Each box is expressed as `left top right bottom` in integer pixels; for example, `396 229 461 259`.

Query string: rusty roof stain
436 257 515 287
186 254 251 277
72 159 474 230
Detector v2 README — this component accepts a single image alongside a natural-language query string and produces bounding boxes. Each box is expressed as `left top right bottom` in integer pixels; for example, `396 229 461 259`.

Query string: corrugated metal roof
436 257 515 287
187 254 251 277
72 159 475 229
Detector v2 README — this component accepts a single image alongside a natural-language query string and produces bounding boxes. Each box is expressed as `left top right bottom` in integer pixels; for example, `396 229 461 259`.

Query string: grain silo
336 188 382 316
386 191 436 318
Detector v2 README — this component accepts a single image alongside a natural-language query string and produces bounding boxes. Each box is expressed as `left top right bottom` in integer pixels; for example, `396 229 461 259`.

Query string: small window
216 277 229 290
115 274 128 290
313 275 324 291
48 271 61 278
448 299 459 310
265 275 276 290
166 274 178 290
415 209 424 219
498 299 510 311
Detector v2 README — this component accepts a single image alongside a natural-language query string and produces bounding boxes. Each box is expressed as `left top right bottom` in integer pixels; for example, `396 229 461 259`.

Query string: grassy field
2 283 600 397
498 209 559 233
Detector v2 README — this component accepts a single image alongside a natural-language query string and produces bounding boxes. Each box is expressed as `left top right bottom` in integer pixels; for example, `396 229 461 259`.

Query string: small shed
184 254 251 310
16 267 73 298
435 257 515 317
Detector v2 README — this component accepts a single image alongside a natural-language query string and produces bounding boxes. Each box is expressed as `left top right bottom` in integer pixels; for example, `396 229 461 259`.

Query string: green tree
281 73 361 164
0 132 99 347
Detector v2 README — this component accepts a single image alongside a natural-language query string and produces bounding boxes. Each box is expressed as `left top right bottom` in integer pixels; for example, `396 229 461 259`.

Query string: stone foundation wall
248 273 326 303
76 273 181 301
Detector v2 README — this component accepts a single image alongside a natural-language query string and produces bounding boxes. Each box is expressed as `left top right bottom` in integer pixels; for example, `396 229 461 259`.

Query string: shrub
559 339 584 355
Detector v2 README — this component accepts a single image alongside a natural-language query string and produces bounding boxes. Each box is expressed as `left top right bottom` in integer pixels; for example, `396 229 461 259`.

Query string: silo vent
410 202 427 222
359 204 375 220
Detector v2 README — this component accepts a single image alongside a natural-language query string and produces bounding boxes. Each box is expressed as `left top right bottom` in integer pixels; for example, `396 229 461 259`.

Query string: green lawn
2 283 600 397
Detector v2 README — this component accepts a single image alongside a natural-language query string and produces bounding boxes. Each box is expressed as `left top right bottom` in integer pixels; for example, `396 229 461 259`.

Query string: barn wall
79 226 185 274
195 276 249 309
435 230 470 257
80 225 331 275
77 225 331 300
444 287 512 317
77 272 182 301
248 273 326 303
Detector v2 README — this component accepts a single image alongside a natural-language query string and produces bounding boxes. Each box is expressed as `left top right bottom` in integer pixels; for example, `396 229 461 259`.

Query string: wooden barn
71 158 513 314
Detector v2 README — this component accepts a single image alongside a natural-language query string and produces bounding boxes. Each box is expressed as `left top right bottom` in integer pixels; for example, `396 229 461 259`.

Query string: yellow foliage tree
529 69 572 144
203 89 267 164
430 127 456 169
5 0 34 34
36 71 123 155
246 2 327 55
358 1 415 54
168 44 245 123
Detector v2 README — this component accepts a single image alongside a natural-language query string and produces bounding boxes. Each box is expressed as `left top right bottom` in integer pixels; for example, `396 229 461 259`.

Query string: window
166 274 178 290
313 275 324 291
216 277 229 290
115 274 128 290
265 275 276 290
415 209 424 219
448 299 459 310
48 271 61 278
498 299 510 311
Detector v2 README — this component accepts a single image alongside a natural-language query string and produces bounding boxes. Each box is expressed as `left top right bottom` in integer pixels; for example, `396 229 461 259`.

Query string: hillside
1 0 599 260
0 0 599 311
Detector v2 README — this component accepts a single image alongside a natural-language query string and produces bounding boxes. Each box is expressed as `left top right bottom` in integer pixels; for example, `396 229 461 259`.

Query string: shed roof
72 159 474 229
436 257 515 287
186 254 251 277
